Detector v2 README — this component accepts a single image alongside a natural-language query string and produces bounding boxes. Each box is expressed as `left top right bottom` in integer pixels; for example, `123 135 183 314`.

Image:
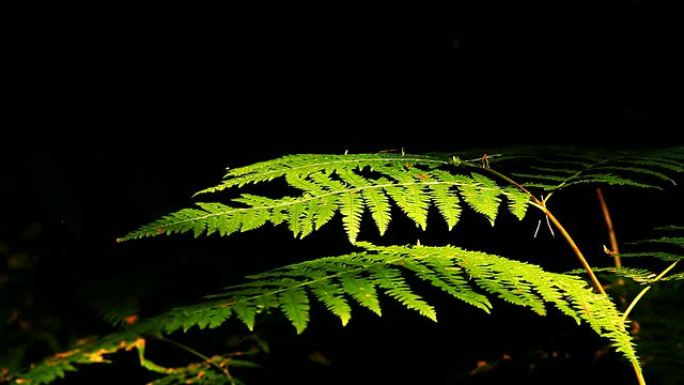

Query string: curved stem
543 210 606 295
481 167 543 206
633 364 647 385
157 336 232 380
464 164 644 383
622 261 679 322
482 167 606 294
596 188 622 268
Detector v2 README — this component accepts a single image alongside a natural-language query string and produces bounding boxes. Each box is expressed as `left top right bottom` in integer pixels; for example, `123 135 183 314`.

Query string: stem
482 167 542 206
483 167 606 294
622 261 679 322
633 364 647 385
544 210 606 295
466 165 644 382
622 287 651 323
618 262 678 385
596 188 622 268
157 336 233 380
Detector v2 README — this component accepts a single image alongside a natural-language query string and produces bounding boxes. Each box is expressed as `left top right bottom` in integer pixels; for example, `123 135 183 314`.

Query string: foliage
490 147 684 193
118 153 531 243
10 244 639 384
8 147 684 385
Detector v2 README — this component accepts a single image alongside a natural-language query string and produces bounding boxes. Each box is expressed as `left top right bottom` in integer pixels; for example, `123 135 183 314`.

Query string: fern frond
595 226 684 283
118 156 532 243
660 272 684 281
491 147 684 193
619 251 684 261
121 148 684 242
567 267 658 284
622 226 684 261
16 243 640 384
196 153 449 194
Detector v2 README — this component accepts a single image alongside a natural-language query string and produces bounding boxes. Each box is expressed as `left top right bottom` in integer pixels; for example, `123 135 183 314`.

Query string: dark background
2 26 684 384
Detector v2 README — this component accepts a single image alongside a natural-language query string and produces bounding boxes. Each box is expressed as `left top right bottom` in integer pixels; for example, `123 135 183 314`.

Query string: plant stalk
482 167 606 295
464 165 643 383
622 260 679 322
543 209 607 295
596 188 622 268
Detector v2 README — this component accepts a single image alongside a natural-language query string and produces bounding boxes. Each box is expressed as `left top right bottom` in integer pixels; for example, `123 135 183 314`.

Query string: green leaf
460 174 501 226
430 184 461 230
339 191 365 243
340 276 382 316
504 187 530 221
311 281 352 326
233 302 257 331
279 288 310 334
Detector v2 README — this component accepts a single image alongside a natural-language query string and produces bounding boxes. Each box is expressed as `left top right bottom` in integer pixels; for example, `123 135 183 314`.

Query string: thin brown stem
481 167 606 294
622 260 679 322
596 188 622 268
157 336 233 380
473 165 642 382
543 210 607 295
481 167 543 206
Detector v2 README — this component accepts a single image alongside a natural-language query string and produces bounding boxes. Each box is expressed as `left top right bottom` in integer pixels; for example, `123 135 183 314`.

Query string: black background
2 25 684 385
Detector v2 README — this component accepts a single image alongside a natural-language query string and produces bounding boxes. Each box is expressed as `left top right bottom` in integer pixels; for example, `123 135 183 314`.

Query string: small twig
596 188 622 268
157 336 233 380
622 260 679 322
543 210 607 295
482 167 606 295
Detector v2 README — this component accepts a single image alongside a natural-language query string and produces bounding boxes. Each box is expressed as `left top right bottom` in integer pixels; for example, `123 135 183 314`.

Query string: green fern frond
655 225 684 231
491 147 684 193
120 148 684 243
636 237 684 248
118 156 532 243
196 153 449 194
567 267 658 284
595 226 684 284
15 243 640 384
660 272 684 281
619 251 684 261
622 227 684 261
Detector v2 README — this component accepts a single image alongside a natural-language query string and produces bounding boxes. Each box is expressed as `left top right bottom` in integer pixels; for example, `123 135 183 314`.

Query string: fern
621 226 684 262
17 148 684 385
14 243 640 384
486 147 684 193
119 148 684 244
568 267 659 284
118 154 533 243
